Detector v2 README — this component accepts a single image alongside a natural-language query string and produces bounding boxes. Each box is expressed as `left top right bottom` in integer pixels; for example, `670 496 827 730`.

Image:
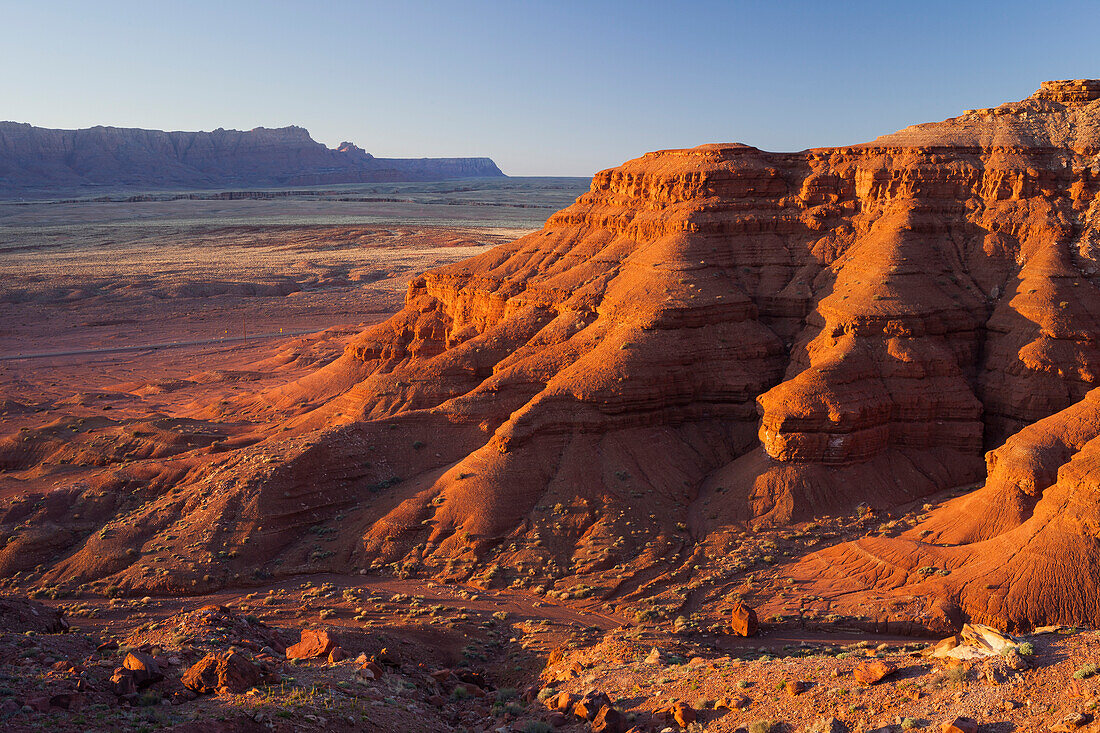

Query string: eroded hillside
6 80 1100 634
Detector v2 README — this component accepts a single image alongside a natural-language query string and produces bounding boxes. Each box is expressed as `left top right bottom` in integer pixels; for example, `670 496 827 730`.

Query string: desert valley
4 78 1100 733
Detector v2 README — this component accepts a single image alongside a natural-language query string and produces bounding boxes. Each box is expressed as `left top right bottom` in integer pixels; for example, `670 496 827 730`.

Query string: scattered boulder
551 691 578 712
182 651 261 694
574 691 613 720
1 698 20 719
853 660 897 685
592 705 625 733
940 717 978 733
926 623 1016 660
327 646 346 663
716 695 751 710
785 679 807 695
644 647 666 664
123 650 163 687
171 690 197 705
808 718 849 733
1002 648 1029 671
1051 712 1094 732
730 601 759 637
659 700 695 727
357 661 384 681
48 692 83 711
374 646 400 667
107 668 137 696
285 629 336 660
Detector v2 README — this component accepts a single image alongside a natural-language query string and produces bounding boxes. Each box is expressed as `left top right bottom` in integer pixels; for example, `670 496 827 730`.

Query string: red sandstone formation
730 601 758 637
6 80 1100 632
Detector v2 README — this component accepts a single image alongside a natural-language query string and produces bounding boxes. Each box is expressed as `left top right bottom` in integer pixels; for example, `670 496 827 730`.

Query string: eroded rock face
14 81 1100 631
794 385 1100 631
330 79 1100 578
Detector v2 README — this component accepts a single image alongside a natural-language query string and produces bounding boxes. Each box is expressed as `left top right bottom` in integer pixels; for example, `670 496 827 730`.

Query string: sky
1 0 1098 177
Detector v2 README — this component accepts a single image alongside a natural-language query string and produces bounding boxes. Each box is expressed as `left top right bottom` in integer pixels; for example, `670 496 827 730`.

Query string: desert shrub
522 723 553 733
944 665 968 685
748 721 775 733
1015 641 1036 657
1074 663 1099 680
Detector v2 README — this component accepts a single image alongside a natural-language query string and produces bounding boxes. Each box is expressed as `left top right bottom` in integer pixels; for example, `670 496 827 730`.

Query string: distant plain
0 177 589 464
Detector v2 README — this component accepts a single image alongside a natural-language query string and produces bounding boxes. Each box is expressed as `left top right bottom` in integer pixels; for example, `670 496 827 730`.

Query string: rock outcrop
10 80 1100 632
0 123 504 195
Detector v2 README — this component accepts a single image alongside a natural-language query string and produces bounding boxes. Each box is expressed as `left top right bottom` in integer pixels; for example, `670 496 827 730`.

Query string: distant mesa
0 122 504 196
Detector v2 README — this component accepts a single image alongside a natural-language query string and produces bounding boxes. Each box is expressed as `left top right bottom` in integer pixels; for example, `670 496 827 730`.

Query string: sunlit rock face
16 81 1100 632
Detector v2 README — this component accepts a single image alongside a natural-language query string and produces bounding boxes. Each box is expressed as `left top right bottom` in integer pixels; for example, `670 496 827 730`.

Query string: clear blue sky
2 0 1098 176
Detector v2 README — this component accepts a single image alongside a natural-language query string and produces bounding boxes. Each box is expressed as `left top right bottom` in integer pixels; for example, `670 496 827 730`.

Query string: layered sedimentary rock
8 81 1100 631
0 123 503 195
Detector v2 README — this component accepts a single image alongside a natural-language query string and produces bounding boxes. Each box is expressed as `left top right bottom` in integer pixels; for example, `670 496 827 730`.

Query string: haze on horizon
2 0 1098 177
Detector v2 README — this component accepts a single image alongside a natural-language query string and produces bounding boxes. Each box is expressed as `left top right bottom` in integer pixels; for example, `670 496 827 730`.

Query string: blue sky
2 1 1098 176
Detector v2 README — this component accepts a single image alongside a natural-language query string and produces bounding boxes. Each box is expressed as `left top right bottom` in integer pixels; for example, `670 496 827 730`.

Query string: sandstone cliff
0 123 504 195
11 80 1100 633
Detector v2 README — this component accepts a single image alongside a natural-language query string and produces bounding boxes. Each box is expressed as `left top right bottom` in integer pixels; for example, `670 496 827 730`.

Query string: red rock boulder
285 629 336 660
182 651 261 694
730 601 759 637
853 660 897 686
940 717 978 733
123 650 163 687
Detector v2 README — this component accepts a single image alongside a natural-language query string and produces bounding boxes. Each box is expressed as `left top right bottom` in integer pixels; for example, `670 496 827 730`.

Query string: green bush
1074 663 1099 680
522 723 553 733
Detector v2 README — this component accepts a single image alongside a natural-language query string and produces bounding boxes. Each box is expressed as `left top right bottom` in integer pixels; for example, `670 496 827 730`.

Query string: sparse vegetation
1074 663 1099 680
522 722 553 733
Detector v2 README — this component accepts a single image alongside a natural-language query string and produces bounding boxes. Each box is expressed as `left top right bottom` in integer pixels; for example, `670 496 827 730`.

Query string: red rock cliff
25 81 1100 631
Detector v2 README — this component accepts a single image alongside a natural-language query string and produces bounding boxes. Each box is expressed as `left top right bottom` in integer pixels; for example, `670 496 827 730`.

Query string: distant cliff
0 123 505 196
